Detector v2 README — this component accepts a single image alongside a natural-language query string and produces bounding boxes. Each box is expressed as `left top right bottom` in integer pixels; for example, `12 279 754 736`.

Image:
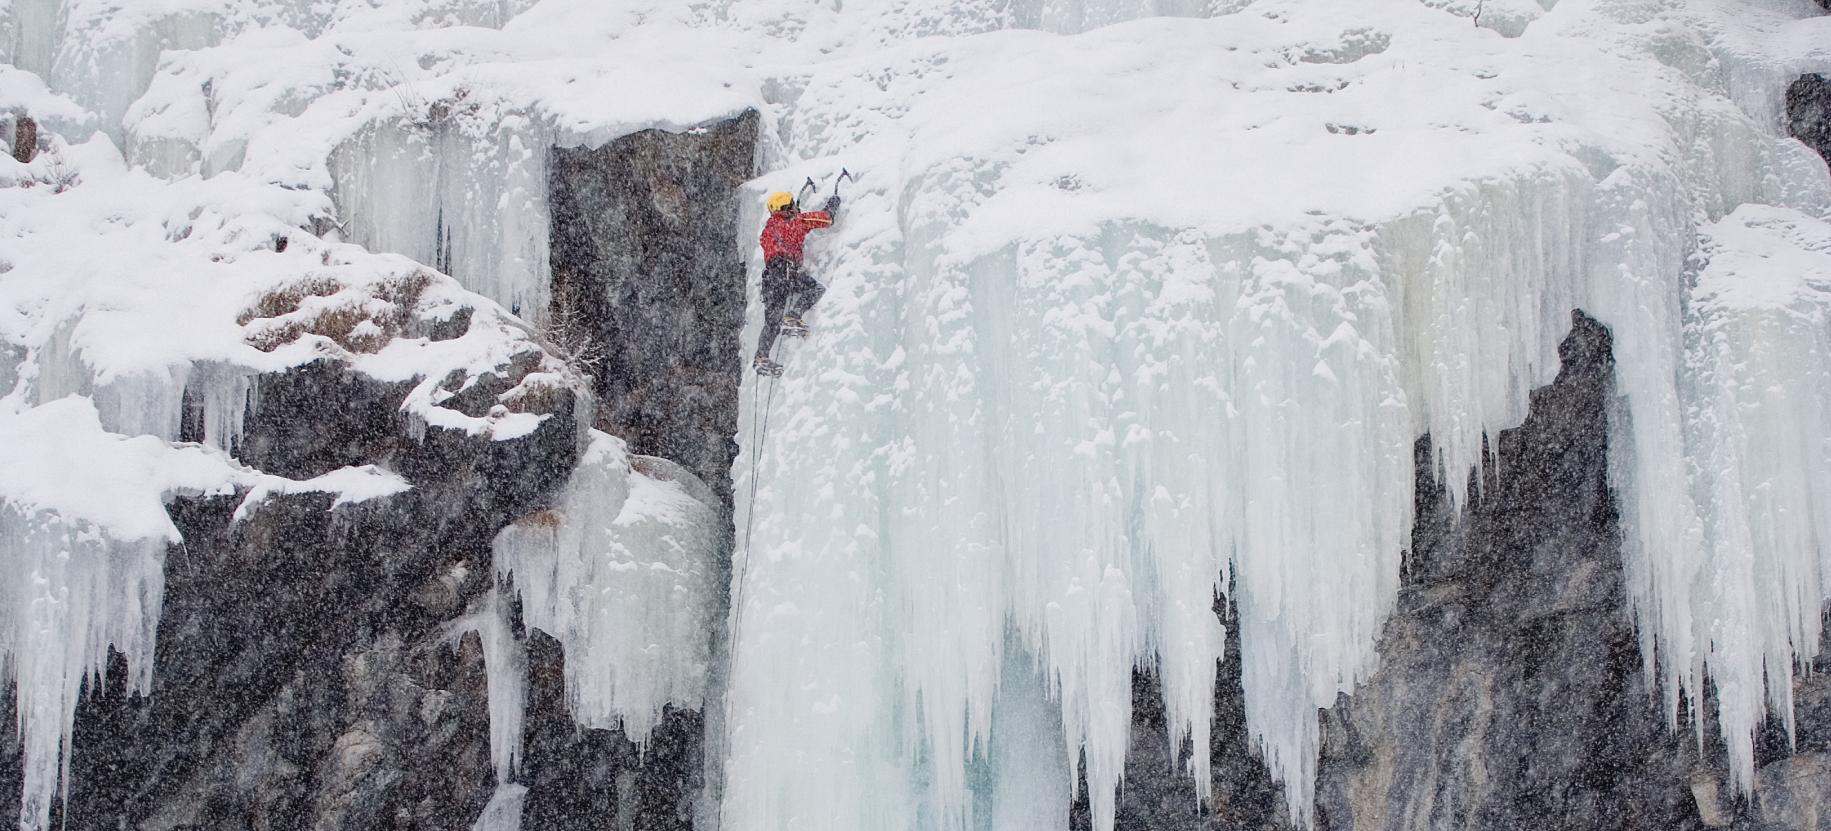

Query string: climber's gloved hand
824 195 841 212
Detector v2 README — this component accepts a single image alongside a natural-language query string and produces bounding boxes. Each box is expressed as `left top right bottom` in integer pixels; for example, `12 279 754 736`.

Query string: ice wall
0 396 253 831
7 0 1831 828
3 0 230 146
723 0 1831 828
1677 204 1831 790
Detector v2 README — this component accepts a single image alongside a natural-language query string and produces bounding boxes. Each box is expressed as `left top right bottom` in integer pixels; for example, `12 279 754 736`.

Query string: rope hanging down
730 341 788 669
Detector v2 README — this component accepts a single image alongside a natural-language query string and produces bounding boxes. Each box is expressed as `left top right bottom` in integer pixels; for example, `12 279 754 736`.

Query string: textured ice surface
723 1 1831 828
1679 204 1831 790
0 505 164 831
494 431 723 740
329 116 552 323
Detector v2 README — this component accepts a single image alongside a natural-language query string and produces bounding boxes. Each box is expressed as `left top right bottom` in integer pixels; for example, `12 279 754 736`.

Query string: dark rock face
516 633 704 831
1789 74 1831 169
0 350 704 829
1096 312 1716 831
1070 625 1285 831
11 115 36 163
4 352 583 829
548 110 758 505
1310 312 1701 831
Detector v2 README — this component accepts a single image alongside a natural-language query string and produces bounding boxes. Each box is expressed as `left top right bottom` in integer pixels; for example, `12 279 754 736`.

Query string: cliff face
7 49 1831 830
548 111 759 506
1096 310 1831 831
1078 313 1701 831
0 351 582 828
0 109 759 829
1792 74 1831 170
1311 313 1699 831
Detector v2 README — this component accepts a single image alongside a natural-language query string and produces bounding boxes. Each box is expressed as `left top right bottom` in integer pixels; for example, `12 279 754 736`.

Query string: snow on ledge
0 396 244 542
231 463 414 523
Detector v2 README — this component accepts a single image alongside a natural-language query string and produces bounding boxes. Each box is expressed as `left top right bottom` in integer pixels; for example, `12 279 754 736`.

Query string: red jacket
760 210 833 262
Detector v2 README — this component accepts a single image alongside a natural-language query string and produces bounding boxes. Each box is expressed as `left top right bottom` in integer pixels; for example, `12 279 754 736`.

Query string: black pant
756 257 824 359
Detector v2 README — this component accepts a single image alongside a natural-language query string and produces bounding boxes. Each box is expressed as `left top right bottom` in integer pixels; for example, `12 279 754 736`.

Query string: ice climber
753 189 841 376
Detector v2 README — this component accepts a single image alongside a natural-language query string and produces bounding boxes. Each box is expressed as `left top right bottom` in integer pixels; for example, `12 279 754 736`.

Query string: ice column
457 585 526 786
493 431 721 740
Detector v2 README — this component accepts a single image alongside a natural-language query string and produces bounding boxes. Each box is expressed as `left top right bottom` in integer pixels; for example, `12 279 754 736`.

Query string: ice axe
796 176 818 209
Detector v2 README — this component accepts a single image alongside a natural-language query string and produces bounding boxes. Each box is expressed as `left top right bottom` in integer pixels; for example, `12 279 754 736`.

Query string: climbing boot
782 313 808 338
754 356 784 377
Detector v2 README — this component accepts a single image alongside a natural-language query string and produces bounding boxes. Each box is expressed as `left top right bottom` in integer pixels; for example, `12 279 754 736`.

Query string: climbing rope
717 343 789 812
729 341 789 671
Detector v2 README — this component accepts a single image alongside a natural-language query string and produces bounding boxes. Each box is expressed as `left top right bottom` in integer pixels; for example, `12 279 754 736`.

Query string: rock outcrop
1088 313 1725 831
548 111 759 506
1311 313 1700 831
0 109 759 828
4 347 585 828
1789 74 1831 169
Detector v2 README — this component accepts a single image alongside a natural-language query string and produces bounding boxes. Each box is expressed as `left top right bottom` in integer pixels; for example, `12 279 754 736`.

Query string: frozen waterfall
2 0 1831 829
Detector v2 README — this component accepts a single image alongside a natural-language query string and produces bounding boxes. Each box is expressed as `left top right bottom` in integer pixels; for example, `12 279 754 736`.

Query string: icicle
1676 205 1831 792
188 362 255 455
0 503 165 831
468 585 526 785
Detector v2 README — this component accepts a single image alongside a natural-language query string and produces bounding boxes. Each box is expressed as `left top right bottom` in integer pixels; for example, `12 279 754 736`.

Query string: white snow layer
3 0 1831 830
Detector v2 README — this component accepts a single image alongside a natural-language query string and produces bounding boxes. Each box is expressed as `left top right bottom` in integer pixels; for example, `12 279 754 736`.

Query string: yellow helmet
766 191 795 213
